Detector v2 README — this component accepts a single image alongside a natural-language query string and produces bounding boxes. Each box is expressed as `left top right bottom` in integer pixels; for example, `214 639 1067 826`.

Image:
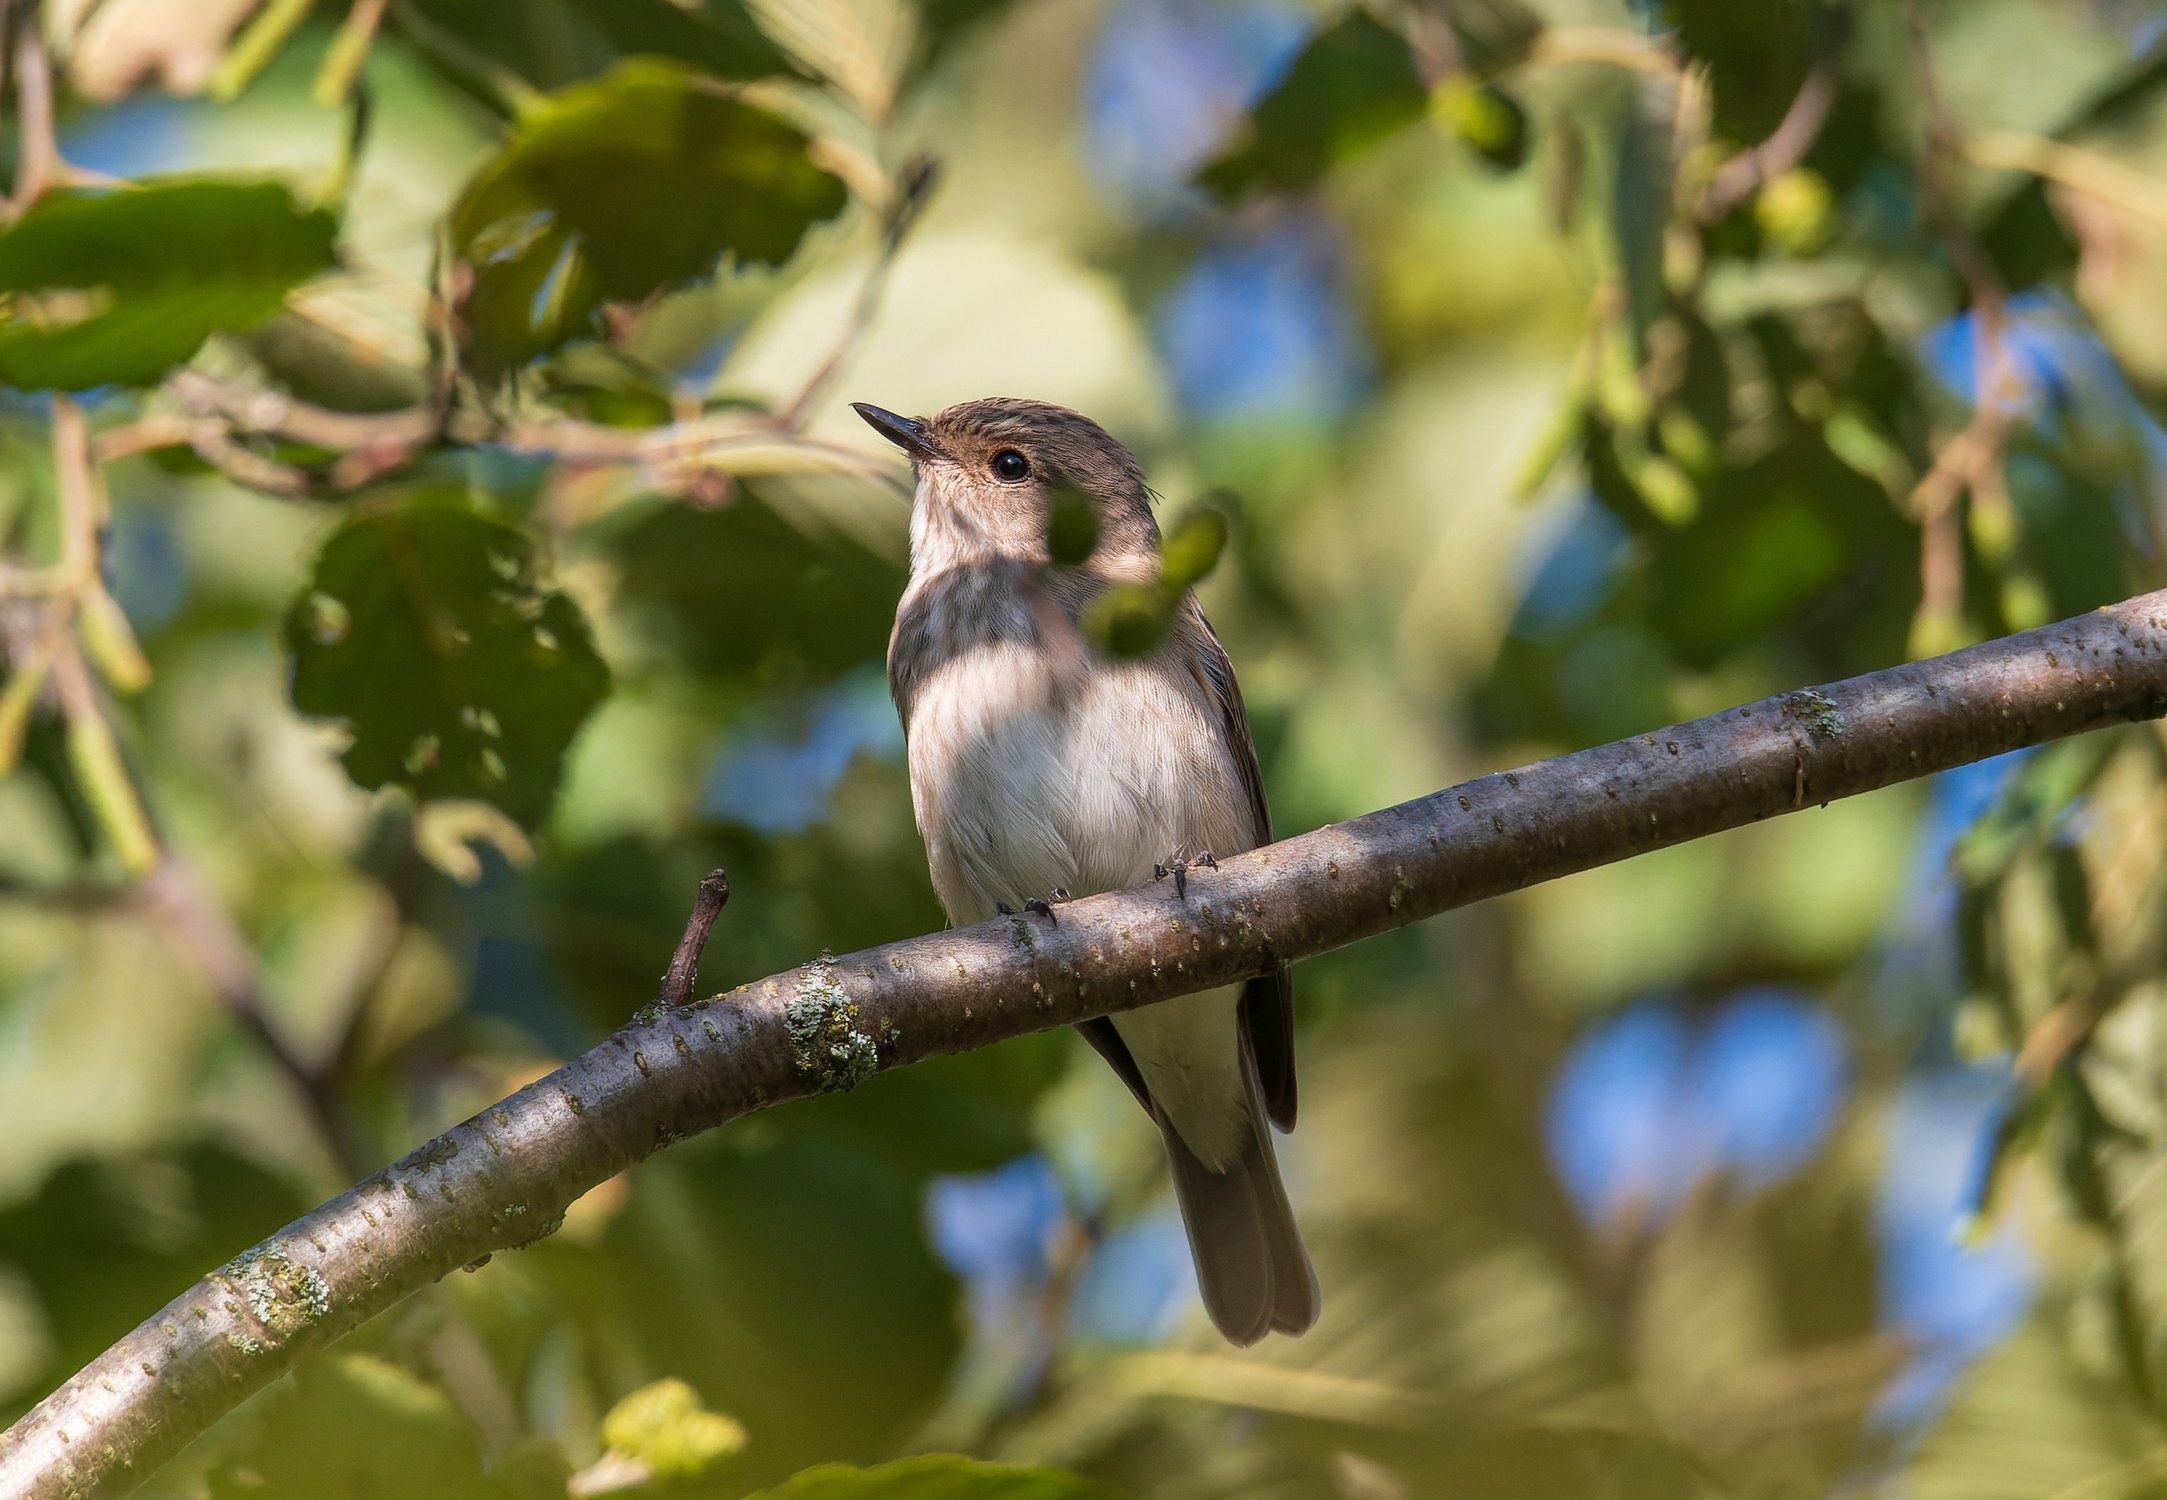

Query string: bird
854 395 1317 1345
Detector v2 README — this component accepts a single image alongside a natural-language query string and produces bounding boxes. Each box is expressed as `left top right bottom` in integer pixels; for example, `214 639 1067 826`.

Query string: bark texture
6 592 2167 1500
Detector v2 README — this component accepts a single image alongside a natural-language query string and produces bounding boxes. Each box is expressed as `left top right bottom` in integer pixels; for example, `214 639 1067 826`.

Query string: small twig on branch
5 591 2167 1500
660 870 730 1009
1697 6 1850 222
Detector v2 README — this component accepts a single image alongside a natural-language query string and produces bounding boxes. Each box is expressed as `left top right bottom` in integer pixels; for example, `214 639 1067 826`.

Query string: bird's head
852 397 1158 576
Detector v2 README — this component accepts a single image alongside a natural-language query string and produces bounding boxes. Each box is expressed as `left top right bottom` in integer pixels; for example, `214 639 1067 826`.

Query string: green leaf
449 58 846 376
1081 505 1228 659
401 0 793 95
1158 507 1227 591
1044 484 1100 567
283 496 611 827
747 1455 1116 1500
602 490 901 685
0 179 338 391
1196 11 1427 199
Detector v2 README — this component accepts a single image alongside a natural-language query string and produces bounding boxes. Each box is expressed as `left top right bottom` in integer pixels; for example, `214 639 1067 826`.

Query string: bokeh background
0 0 2165 1495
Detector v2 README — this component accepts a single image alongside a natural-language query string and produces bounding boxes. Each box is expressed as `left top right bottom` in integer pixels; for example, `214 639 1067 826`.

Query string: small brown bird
855 396 1317 1345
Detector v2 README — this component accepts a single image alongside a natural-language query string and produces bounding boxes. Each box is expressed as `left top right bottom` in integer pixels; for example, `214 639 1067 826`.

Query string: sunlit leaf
598 1377 746 1479
284 494 611 826
0 179 336 391
449 59 846 376
400 0 792 97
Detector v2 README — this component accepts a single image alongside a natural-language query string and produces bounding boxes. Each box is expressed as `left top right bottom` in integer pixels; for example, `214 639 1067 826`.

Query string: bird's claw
1004 890 1069 923
1152 853 1215 900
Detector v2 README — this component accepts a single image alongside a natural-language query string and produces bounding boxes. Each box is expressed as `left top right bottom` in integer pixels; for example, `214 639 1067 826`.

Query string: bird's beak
851 402 942 462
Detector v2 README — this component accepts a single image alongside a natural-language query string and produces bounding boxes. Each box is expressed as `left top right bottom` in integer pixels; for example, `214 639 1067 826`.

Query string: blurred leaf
401 0 792 95
207 1351 521 1500
747 1455 1115 1499
0 180 337 391
1158 507 1226 591
284 495 611 827
601 491 900 686
64 707 157 875
449 59 845 376
1045 484 1099 568
1609 87 1674 357
239 309 432 415
0 1144 309 1404
1196 11 1426 199
1079 506 1226 660
1898 1324 2160 1500
1079 582 1168 660
599 1377 746 1479
541 344 676 427
1656 0 1814 143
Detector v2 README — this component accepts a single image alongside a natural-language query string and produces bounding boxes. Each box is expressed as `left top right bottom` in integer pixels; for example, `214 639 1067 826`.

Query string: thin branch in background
1964 128 2167 229
4 590 2166 1500
661 870 730 1009
311 0 388 109
141 858 373 1178
5 0 57 214
1697 6 1851 222
773 153 939 430
1904 0 2013 656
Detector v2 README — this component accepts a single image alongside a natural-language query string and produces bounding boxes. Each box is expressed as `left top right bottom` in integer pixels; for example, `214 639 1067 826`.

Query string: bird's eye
992 449 1030 482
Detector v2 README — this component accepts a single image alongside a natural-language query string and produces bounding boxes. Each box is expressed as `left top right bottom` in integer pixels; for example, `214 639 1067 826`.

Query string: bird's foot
1153 853 1212 899
1001 889 1070 923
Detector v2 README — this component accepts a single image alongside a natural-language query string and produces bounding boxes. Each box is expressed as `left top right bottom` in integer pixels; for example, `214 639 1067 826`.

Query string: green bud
1083 583 1175 660
1159 507 1227 591
1045 484 1100 567
1431 78 1530 171
1754 167 1836 257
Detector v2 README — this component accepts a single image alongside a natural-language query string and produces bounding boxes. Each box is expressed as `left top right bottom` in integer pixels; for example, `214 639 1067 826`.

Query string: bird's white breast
903 637 1239 922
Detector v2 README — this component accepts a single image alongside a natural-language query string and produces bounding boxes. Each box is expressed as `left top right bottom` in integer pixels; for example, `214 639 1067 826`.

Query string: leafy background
0 0 2162 1496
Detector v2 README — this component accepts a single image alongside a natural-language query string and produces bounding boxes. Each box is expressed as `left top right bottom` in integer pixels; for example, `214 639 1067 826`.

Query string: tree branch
6 593 2167 1500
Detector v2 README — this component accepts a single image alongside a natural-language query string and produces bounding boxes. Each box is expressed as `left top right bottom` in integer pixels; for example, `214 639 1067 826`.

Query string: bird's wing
1181 598 1297 1132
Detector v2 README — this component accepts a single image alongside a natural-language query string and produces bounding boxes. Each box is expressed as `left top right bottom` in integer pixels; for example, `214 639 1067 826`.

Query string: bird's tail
1157 1051 1319 1346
